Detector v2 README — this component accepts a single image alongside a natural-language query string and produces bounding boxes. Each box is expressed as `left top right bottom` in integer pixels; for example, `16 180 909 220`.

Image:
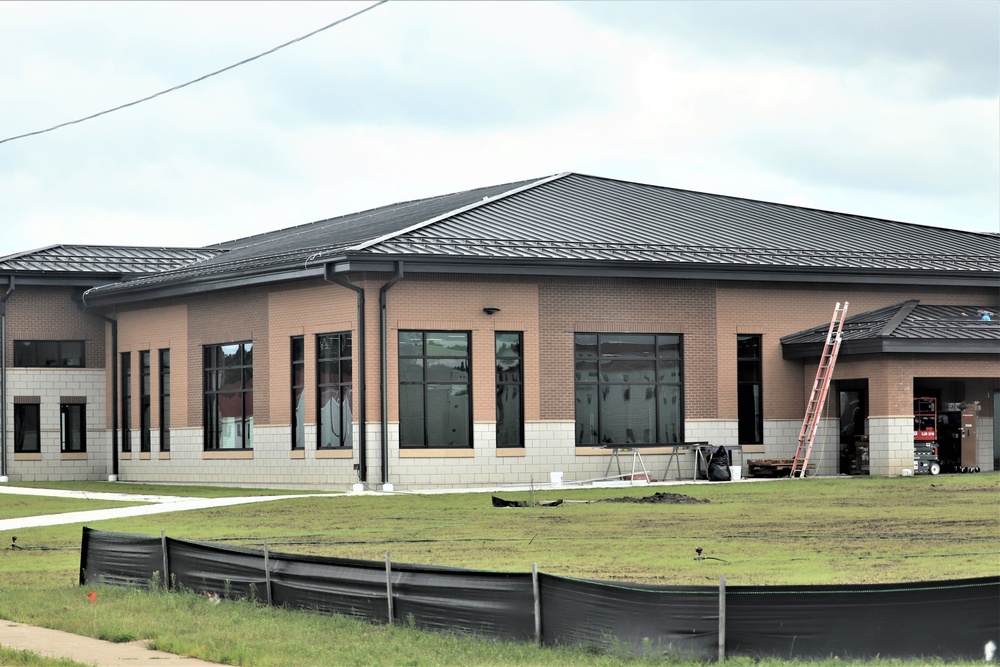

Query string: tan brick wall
4 285 106 367
716 282 999 421
538 278 717 420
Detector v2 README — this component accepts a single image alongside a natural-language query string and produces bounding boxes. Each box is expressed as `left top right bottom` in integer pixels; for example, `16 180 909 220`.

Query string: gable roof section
780 301 1000 357
83 172 1000 305
0 244 221 287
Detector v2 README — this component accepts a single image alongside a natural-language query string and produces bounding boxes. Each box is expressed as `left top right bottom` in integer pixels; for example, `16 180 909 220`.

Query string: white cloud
0 0 996 260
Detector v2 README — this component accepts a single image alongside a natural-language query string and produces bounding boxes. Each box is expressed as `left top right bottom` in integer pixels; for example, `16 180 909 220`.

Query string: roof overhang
782 338 1000 359
81 253 1000 307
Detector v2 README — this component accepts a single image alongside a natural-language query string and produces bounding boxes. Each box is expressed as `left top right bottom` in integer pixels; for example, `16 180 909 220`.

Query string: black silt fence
80 528 999 661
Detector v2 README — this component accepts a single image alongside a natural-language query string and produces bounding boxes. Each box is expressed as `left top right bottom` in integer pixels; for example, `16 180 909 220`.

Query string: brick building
2 173 998 489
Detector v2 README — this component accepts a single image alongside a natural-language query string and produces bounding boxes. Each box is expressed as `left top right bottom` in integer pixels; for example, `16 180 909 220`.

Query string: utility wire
0 0 388 147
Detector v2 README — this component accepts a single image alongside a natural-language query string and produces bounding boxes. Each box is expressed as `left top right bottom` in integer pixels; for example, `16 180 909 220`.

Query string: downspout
80 292 119 480
1 277 15 481
379 262 405 486
324 272 368 483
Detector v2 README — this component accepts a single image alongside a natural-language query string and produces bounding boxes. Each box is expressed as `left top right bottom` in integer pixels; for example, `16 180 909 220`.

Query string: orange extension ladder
790 302 849 478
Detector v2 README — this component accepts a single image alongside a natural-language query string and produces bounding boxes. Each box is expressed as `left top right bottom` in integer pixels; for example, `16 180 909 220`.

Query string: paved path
1 620 223 666
0 484 331 532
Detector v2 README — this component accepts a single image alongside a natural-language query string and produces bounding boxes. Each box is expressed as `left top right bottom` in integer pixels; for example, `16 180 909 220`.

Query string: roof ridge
351 173 569 252
878 300 920 337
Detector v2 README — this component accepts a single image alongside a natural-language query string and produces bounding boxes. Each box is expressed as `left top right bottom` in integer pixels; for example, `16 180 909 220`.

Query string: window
317 333 353 449
291 337 304 450
14 340 84 367
61 402 86 452
398 331 471 448
121 352 131 453
139 351 151 452
495 332 523 447
737 335 763 444
14 403 40 453
159 349 171 451
204 342 253 450
574 333 683 446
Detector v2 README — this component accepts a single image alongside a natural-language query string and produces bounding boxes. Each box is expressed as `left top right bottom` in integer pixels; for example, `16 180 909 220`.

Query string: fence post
719 575 726 662
532 563 541 646
263 538 273 607
385 551 394 625
160 530 170 590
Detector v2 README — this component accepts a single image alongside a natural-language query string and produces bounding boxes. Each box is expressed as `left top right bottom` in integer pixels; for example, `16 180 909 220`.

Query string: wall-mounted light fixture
483 307 501 315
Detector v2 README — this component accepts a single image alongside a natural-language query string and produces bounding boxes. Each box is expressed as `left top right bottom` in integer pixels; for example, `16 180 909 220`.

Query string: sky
1 0 997 258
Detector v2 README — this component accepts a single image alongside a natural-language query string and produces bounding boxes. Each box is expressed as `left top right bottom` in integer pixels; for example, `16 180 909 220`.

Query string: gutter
324 272 368 484
378 262 405 486
1 277 14 481
80 291 119 480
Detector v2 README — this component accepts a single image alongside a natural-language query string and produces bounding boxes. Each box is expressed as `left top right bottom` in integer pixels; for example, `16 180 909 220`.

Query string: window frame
737 334 764 445
121 352 132 453
159 349 171 452
203 341 254 451
13 340 85 368
14 403 41 454
316 332 353 450
398 330 472 449
139 350 151 452
574 333 684 446
495 331 524 448
60 402 86 453
291 336 305 450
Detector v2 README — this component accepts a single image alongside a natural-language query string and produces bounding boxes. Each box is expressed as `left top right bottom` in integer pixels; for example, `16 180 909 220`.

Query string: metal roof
83 172 1000 304
0 244 220 275
781 301 1000 357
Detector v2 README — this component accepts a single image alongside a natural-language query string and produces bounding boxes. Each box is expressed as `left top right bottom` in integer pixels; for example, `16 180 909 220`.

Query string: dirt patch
600 492 709 505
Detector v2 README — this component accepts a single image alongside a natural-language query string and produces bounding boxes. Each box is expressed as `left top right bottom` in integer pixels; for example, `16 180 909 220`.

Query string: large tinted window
14 403 40 453
398 331 471 448
574 333 683 446
495 332 523 447
317 333 353 449
737 334 763 444
291 337 304 450
14 340 84 367
204 342 253 450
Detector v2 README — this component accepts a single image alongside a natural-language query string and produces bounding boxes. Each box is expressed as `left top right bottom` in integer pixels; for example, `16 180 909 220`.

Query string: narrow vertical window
317 333 353 449
204 342 253 450
159 349 170 452
14 403 40 453
495 332 523 447
737 334 763 445
398 331 471 448
60 403 86 453
574 333 683 446
121 352 132 453
139 351 151 452
291 336 305 450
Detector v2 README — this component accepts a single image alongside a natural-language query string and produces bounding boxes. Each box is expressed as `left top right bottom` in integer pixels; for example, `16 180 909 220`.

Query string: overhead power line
0 0 389 146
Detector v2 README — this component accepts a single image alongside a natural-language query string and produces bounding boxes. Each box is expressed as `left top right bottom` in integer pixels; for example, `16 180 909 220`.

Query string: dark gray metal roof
83 172 1000 305
0 244 220 276
781 301 1000 357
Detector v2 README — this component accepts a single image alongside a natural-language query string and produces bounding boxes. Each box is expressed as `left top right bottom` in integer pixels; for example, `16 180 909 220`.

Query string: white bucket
352 483 365 492
729 466 742 480
382 483 394 493
550 471 564 486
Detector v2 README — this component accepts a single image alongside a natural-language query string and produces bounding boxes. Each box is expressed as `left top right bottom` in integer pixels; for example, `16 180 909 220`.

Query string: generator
913 397 941 475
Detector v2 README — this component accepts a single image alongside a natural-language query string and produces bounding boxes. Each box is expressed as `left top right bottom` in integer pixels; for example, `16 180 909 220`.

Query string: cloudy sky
1 1 997 258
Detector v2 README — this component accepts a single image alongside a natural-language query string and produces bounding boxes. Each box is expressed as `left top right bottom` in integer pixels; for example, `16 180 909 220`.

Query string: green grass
6 481 329 498
0 646 89 667
0 474 996 665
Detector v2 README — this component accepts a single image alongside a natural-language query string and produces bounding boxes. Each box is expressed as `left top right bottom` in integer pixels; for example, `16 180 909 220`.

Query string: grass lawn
0 474 996 665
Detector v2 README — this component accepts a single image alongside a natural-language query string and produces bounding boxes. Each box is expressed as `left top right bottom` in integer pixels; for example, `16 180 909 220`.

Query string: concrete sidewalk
0 484 331 532
1 620 222 666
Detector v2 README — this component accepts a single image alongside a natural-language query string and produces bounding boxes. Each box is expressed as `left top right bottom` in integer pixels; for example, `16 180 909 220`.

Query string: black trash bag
707 446 731 482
